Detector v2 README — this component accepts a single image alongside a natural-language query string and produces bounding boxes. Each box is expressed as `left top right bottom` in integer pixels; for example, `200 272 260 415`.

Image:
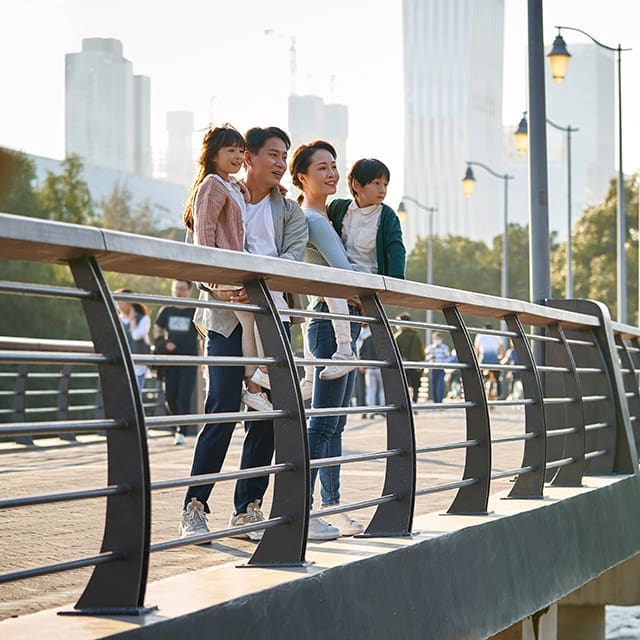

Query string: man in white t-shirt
180 127 308 542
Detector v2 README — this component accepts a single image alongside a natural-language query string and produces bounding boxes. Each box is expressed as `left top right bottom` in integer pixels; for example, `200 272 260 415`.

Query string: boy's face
245 137 288 189
354 176 388 207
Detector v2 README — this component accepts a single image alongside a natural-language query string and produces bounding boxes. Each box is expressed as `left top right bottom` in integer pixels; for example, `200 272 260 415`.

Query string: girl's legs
319 297 358 381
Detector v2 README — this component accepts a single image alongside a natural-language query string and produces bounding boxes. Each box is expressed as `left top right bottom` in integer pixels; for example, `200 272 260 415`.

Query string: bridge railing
0 212 638 615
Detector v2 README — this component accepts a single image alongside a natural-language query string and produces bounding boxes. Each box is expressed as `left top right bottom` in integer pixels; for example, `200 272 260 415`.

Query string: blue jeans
430 369 446 403
184 323 286 514
307 304 360 507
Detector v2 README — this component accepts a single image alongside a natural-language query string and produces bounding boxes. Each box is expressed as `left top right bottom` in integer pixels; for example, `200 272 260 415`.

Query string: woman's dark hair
245 126 291 154
183 124 245 231
115 288 149 317
289 140 337 204
348 158 391 198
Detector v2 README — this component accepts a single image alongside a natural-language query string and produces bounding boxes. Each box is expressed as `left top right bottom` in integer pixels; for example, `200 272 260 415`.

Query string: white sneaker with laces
241 389 273 412
323 511 365 536
179 498 210 539
299 377 313 401
251 368 271 390
319 352 358 381
229 500 265 541
307 517 340 541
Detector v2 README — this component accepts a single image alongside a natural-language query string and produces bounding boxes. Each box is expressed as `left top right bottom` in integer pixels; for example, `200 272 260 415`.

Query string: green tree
38 154 94 224
0 147 44 217
100 181 156 235
552 173 639 322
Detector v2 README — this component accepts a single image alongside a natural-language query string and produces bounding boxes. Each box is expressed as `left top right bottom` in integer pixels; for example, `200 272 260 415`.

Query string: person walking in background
425 332 451 404
394 313 425 404
359 326 384 418
115 288 151 392
154 279 199 445
179 125 307 541
474 323 504 402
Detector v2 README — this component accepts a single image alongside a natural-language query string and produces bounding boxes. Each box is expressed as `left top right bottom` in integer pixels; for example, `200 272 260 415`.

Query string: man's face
172 280 191 299
245 137 288 189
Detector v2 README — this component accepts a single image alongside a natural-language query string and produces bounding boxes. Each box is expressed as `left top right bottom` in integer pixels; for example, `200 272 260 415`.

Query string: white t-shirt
475 333 503 364
245 195 288 319
341 202 382 274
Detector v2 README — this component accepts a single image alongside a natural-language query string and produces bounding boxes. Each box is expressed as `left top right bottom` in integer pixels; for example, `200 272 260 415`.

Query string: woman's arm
130 314 150 341
305 209 352 270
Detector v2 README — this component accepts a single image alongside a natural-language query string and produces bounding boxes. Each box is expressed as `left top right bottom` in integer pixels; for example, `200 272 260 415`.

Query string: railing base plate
58 605 158 617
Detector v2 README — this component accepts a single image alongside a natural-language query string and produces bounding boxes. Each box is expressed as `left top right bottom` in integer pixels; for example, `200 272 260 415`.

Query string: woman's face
116 300 132 316
354 176 388 207
298 149 339 197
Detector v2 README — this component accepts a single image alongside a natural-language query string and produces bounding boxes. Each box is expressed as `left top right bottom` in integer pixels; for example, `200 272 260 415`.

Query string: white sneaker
323 511 365 536
174 431 186 445
319 352 358 381
229 500 265 541
307 517 340 541
300 377 313 401
251 368 271 390
179 498 210 539
241 389 273 412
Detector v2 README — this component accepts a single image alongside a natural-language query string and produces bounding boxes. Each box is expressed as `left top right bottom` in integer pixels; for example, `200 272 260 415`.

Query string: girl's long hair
183 124 245 231
115 288 148 316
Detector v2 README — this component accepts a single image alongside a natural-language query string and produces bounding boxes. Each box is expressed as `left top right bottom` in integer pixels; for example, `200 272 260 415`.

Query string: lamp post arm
467 160 514 182
401 196 438 214
546 119 579 134
554 26 631 53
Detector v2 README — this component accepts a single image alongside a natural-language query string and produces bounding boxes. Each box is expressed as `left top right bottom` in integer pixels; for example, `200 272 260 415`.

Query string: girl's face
353 176 388 207
298 149 339 197
117 300 132 316
213 144 245 180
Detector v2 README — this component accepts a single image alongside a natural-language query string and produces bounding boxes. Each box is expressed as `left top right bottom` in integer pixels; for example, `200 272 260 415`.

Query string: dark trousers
430 369 446 403
405 369 422 403
164 364 197 434
184 324 276 514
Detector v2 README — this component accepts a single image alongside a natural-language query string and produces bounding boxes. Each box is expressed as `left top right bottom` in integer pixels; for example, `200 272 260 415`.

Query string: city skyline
1 0 639 239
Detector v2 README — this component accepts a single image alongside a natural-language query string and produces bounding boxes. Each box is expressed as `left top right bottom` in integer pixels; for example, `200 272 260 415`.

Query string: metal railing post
359 293 415 536
68 256 153 614
57 364 77 442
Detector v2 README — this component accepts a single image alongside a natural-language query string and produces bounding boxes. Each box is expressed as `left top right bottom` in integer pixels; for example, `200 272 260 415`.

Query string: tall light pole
398 197 438 343
548 25 631 322
462 162 514 300
514 113 579 298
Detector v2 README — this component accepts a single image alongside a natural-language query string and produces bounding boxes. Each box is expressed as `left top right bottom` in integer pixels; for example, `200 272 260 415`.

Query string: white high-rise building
402 0 505 249
65 38 151 176
166 111 195 186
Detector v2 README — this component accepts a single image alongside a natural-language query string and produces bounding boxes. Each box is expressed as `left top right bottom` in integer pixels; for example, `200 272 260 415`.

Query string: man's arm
280 199 308 261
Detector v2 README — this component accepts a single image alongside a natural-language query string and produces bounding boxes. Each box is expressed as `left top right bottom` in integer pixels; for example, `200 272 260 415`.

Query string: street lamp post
514 113 579 298
548 25 631 322
462 162 514 300
398 197 438 342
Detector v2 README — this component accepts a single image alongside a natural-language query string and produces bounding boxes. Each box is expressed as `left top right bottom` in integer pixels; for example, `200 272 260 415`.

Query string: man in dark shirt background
154 279 199 444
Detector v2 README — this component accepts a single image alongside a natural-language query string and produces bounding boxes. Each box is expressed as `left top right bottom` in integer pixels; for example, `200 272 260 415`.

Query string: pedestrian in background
154 279 199 445
425 332 450 403
394 313 425 404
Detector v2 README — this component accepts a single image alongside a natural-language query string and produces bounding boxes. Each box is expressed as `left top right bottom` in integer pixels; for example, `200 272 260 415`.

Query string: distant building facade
65 38 151 177
402 0 505 249
288 94 349 199
166 111 195 187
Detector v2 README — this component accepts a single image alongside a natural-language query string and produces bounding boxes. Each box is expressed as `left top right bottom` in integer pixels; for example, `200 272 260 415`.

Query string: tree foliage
100 181 156 235
38 154 94 225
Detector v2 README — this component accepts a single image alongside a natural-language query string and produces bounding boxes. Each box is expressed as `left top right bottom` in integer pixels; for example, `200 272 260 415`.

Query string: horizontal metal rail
0 484 129 510
491 466 535 480
311 494 398 518
416 440 480 454
0 418 124 437
0 281 95 300
308 449 403 470
415 477 479 497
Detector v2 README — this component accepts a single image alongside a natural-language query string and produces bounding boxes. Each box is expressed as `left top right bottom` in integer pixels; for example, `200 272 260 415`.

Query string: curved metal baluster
245 279 309 566
505 314 547 498
69 257 152 614
445 306 491 515
359 293 415 536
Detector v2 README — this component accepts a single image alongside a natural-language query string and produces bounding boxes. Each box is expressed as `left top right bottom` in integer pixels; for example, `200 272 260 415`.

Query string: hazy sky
1 0 638 210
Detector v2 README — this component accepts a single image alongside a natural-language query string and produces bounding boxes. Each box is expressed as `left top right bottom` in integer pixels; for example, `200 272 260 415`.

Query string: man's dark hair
245 126 291 154
398 313 412 322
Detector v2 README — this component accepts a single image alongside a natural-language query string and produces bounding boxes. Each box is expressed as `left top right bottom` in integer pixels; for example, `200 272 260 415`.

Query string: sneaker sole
318 365 358 381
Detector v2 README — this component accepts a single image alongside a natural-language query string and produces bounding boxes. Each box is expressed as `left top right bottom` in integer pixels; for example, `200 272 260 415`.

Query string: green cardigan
327 199 406 279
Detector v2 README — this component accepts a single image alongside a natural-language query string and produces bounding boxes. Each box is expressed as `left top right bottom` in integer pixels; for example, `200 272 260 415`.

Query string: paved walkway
0 406 526 621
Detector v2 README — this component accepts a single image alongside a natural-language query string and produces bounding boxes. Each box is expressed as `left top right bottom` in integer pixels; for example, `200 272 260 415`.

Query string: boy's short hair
245 126 291 154
398 313 412 321
348 158 391 197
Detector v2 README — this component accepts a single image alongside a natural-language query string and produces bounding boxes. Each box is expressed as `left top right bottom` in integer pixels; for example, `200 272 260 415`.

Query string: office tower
288 94 349 198
166 111 195 186
65 38 151 176
402 0 505 249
